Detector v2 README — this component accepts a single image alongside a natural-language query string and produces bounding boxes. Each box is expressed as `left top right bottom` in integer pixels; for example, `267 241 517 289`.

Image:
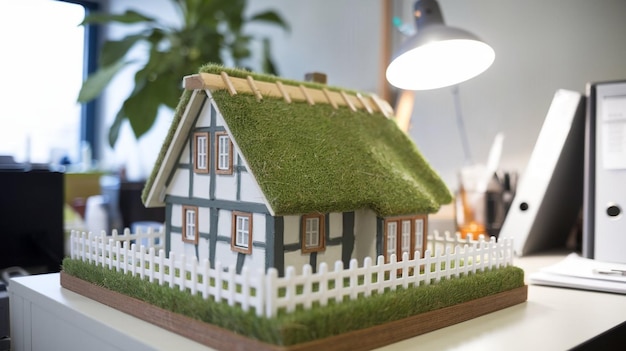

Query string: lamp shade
386 0 495 90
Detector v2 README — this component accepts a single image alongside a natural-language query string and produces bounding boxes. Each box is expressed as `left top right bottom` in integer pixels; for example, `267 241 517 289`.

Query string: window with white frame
231 212 252 254
215 132 233 174
194 132 209 173
415 218 425 257
401 220 411 256
384 215 428 262
302 214 325 253
386 221 397 259
182 206 198 244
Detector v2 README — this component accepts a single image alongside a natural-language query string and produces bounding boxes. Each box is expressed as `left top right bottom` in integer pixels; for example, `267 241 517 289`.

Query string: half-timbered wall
163 95 271 272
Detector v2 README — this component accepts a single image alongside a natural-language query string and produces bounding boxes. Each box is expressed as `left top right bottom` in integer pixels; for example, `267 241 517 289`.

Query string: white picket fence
69 229 513 318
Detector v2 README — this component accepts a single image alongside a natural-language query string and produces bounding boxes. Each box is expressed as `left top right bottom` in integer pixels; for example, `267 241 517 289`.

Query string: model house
142 65 451 275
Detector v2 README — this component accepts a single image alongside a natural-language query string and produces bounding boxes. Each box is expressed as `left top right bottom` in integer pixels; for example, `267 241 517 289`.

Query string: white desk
8 252 626 351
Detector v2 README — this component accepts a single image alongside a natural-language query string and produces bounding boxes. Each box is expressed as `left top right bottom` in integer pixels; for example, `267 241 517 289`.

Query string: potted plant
77 0 289 147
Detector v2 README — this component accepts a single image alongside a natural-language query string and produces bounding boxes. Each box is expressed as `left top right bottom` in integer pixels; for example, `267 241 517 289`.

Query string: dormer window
215 131 233 174
194 132 209 173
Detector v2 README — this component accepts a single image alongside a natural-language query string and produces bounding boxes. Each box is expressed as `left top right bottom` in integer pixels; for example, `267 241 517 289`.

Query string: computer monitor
0 163 64 273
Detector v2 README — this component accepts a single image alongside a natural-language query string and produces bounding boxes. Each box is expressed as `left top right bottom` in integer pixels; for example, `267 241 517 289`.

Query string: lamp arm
452 85 473 165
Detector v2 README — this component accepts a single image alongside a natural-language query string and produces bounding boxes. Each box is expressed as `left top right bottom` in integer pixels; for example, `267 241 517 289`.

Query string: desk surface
9 251 626 351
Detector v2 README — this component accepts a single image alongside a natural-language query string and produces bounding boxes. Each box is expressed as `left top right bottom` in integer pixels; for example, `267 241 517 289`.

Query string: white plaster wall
353 209 378 261
170 204 182 228
195 101 212 127
315 246 343 268
213 241 235 267
284 251 309 274
198 207 211 234
328 213 343 240
169 233 199 260
166 169 190 198
191 174 210 199
238 171 266 204
214 174 239 200
251 213 267 245
217 210 232 239
179 140 190 164
282 215 300 245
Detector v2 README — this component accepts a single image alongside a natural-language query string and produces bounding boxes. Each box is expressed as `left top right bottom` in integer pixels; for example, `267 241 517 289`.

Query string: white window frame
194 132 209 173
386 221 397 260
384 215 428 261
415 218 425 256
231 211 252 254
401 220 411 256
301 214 325 253
215 131 233 174
182 206 198 244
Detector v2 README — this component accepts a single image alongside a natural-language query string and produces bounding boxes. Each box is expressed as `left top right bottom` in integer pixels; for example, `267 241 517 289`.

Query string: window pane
236 216 249 247
196 134 208 170
305 218 319 247
386 222 397 257
218 134 230 170
0 0 85 164
401 220 411 254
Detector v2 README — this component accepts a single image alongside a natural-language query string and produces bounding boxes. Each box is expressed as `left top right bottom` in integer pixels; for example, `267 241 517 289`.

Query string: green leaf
77 59 131 102
261 38 279 75
80 10 156 26
123 83 162 140
100 34 147 67
108 109 126 147
249 10 290 32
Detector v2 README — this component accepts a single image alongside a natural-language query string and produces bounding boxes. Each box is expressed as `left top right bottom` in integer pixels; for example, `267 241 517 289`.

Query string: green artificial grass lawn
62 258 524 346
142 64 452 215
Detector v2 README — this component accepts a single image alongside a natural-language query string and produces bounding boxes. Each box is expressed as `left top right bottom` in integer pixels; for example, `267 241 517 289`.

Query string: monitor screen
0 166 64 273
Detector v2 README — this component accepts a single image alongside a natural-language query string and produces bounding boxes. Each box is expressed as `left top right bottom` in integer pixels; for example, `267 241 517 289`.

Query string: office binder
583 81 626 263
499 89 585 256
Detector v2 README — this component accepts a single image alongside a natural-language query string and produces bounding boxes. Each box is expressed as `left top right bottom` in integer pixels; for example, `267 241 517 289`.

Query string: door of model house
384 215 428 262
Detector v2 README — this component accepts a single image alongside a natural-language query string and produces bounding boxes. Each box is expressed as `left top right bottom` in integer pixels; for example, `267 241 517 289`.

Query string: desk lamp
387 0 495 161
386 0 495 91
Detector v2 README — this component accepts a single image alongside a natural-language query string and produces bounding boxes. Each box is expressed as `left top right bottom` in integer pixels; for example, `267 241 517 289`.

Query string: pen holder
455 169 514 240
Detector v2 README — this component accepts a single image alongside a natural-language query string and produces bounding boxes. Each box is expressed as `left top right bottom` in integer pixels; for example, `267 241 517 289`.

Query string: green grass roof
143 64 452 216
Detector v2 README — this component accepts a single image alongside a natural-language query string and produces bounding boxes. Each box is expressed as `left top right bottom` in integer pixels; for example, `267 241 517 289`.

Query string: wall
402 0 626 188
99 0 626 192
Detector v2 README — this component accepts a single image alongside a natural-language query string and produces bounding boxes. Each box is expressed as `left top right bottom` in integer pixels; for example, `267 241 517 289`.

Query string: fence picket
68 229 514 319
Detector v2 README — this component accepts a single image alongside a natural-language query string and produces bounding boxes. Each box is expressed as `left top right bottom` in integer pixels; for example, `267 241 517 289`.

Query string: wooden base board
60 272 527 351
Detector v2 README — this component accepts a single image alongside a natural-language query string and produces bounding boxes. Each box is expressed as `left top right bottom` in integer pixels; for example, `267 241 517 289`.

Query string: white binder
500 89 585 256
583 81 626 263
